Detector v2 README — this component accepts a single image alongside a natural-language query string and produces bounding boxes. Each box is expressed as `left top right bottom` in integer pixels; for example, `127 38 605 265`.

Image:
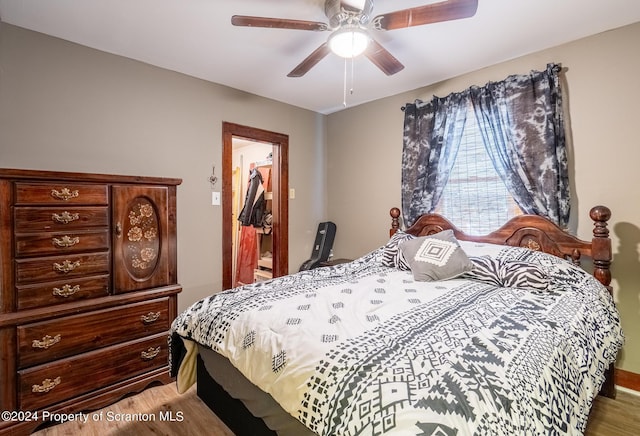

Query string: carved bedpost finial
570 249 581 266
590 206 611 238
589 205 612 290
390 207 401 237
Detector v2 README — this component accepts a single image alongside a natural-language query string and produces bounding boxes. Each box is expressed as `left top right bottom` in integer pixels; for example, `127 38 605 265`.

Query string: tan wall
0 23 328 313
326 22 640 374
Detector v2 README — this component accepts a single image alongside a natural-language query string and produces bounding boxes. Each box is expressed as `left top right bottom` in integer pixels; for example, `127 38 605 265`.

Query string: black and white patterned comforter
170 242 624 436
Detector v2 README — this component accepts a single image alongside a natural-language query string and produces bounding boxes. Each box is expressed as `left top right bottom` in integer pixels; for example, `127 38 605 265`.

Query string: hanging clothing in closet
234 166 270 286
238 168 265 227
234 225 258 286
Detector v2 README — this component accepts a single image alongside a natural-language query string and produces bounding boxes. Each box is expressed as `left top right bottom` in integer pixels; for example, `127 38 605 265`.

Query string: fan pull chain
342 56 357 107
350 56 355 96
343 58 348 107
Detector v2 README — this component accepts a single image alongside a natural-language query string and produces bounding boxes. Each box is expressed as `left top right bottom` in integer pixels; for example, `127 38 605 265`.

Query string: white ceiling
2 0 640 115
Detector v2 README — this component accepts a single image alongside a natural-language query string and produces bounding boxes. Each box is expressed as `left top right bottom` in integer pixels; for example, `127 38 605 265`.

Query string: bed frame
196 354 277 435
195 205 616 435
390 205 615 398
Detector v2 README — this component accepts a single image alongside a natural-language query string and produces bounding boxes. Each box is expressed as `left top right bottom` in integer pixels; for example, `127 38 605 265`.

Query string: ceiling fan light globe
328 28 369 58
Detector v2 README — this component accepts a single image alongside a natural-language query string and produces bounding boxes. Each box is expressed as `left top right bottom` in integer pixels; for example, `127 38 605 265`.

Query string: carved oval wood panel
122 197 160 281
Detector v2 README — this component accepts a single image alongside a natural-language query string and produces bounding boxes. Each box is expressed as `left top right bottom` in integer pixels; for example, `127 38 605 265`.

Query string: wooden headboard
389 206 613 290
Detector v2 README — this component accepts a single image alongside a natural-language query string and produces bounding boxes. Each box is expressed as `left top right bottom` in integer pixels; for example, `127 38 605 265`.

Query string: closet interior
232 140 273 286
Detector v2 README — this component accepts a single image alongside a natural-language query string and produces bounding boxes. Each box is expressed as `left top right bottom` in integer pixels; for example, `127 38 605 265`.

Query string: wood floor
31 383 640 435
31 384 233 436
585 389 640 436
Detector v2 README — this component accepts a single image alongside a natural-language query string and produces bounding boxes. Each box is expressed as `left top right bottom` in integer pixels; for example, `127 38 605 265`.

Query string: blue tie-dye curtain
401 92 468 227
401 63 569 229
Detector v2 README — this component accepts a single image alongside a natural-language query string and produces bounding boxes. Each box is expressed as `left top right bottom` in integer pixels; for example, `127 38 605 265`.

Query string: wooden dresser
0 169 182 435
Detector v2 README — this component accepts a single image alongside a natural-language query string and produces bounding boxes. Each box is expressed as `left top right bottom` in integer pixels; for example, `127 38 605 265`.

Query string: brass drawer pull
52 235 80 248
32 334 61 349
32 376 61 393
141 346 161 360
53 260 81 273
141 312 161 324
51 188 79 201
52 284 80 297
52 211 80 224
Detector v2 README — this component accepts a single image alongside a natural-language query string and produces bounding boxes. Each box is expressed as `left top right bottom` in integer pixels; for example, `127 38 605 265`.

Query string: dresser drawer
14 206 109 232
18 298 170 368
16 275 110 310
15 230 110 257
18 333 168 411
15 252 110 284
15 182 109 205
14 229 110 257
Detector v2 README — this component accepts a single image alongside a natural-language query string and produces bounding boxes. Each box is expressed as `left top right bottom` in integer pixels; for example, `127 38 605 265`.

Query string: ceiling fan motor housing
325 0 374 28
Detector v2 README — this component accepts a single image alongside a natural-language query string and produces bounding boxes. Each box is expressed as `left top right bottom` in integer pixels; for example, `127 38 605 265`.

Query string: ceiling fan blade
231 15 328 31
373 0 478 31
365 39 405 76
287 43 331 77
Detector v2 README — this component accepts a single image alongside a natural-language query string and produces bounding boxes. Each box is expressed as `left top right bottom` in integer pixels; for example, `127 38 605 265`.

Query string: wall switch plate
212 191 221 205
289 188 295 199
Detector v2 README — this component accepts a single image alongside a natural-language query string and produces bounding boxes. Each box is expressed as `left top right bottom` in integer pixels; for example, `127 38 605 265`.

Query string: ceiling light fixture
328 25 369 58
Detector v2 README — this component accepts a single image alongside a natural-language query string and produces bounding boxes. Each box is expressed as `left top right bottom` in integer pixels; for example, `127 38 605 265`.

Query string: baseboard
617 386 640 397
616 368 640 392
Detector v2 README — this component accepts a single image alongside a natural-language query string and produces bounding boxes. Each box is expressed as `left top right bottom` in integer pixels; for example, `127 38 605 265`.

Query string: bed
170 205 623 436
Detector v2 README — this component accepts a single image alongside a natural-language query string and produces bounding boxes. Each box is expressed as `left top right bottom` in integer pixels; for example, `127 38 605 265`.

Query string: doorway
222 122 289 290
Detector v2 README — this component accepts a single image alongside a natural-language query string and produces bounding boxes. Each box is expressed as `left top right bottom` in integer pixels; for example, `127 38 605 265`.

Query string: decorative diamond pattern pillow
399 230 474 281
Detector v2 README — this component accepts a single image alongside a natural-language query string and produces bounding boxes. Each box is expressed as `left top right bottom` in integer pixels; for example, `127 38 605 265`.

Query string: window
434 103 522 235
402 65 567 231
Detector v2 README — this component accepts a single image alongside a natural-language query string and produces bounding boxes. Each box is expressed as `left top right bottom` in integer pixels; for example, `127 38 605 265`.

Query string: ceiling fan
231 0 479 78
